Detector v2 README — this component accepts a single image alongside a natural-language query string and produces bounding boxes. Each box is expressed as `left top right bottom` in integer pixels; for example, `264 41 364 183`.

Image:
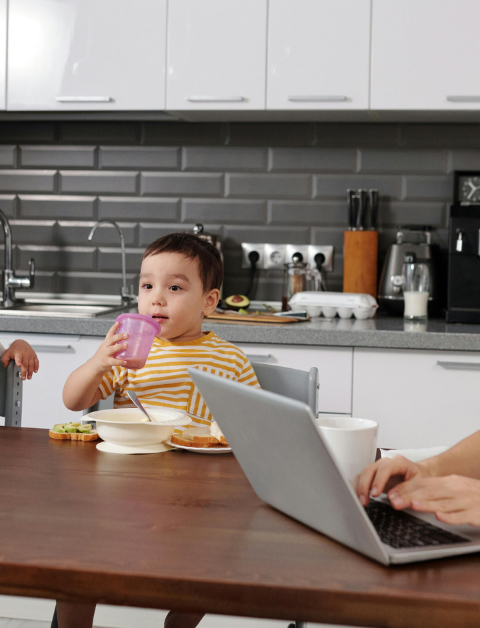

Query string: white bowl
85 408 191 446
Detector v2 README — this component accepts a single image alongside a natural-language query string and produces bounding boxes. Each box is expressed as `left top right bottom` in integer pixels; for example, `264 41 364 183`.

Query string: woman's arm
355 431 480 505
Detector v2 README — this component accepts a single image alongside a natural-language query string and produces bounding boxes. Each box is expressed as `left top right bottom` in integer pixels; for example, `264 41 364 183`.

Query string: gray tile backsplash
20 146 96 169
0 146 15 167
0 121 475 299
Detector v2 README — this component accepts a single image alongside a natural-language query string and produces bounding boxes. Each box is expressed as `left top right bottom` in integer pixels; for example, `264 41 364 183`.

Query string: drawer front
353 348 480 449
237 343 353 414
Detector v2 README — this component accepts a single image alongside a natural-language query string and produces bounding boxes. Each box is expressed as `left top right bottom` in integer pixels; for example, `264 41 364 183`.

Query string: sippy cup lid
116 313 161 334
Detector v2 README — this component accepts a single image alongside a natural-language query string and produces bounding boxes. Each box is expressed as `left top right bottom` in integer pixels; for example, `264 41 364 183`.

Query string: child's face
138 252 219 342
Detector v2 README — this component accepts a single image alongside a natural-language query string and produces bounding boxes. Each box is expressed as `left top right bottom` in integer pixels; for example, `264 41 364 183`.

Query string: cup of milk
402 253 431 320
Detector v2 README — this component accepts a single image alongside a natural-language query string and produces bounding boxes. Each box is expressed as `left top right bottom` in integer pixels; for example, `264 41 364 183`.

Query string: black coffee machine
446 205 480 323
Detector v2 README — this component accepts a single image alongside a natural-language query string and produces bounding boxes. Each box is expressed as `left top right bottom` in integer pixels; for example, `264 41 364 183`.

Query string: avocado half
224 294 250 311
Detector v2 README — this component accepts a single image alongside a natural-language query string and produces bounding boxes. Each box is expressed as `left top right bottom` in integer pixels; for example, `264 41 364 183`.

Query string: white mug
316 417 378 482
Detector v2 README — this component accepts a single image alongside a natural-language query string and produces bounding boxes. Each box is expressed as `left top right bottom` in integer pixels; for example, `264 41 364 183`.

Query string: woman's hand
1 339 39 380
388 475 480 526
353 455 429 506
88 321 129 374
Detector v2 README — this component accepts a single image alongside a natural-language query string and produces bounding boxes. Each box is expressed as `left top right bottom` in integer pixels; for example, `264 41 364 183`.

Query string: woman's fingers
355 456 419 506
354 462 379 505
388 475 480 520
434 509 480 526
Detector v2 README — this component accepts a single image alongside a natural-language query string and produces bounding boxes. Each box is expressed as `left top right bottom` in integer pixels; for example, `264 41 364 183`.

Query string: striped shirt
98 331 260 428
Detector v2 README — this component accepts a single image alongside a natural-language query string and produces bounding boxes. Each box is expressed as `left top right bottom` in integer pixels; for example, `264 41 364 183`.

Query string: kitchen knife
357 189 368 230
347 189 356 230
369 189 379 230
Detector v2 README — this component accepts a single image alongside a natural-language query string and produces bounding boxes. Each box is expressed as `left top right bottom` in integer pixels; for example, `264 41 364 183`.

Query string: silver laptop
188 368 480 566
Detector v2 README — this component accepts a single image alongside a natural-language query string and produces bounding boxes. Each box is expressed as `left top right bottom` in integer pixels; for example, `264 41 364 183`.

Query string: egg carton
288 291 378 320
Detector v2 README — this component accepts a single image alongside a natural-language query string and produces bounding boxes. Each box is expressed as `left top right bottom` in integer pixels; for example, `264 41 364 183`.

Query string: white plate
97 441 174 455
166 439 232 454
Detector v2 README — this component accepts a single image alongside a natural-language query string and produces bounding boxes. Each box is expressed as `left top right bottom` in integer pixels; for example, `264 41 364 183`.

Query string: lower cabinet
353 348 480 450
4 331 479 452
237 343 353 415
0 333 102 428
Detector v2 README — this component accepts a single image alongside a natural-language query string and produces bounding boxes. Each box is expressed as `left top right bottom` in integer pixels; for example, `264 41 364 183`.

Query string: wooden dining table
2 427 480 628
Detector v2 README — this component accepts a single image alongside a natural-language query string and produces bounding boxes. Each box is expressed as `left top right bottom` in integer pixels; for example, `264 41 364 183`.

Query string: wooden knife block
343 230 379 298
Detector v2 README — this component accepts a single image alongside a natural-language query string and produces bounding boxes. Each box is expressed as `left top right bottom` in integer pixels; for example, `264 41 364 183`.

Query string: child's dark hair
143 233 223 293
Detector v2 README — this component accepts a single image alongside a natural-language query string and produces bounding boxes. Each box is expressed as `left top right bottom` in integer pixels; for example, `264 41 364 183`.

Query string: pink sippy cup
114 313 161 369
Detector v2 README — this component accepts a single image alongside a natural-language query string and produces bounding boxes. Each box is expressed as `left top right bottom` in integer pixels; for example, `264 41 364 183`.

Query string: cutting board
207 311 308 324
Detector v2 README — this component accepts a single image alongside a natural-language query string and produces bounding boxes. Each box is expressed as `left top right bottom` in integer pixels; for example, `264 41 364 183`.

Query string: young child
56 232 259 628
0 339 38 380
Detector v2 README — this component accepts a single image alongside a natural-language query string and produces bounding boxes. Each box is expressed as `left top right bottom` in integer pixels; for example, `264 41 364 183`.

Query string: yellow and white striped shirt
99 331 260 428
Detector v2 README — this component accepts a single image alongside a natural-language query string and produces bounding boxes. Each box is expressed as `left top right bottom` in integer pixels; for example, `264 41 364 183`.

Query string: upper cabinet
2 0 480 116
267 0 371 110
0 0 5 110
371 0 480 110
7 0 167 111
166 0 267 111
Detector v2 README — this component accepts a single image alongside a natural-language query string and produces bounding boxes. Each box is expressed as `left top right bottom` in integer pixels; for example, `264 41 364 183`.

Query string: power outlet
307 245 334 272
264 244 287 269
285 244 309 265
241 243 265 269
241 243 334 271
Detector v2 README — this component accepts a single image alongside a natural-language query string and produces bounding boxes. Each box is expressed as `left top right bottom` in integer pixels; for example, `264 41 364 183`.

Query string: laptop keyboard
365 500 469 549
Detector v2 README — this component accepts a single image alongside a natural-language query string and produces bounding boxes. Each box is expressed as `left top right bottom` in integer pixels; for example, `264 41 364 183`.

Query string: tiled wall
0 120 476 301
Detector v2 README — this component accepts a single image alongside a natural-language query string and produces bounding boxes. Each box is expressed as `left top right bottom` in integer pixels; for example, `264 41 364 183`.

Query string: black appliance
446 205 480 323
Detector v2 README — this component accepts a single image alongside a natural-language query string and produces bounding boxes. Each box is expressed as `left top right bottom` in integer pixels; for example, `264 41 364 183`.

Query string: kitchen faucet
0 208 35 308
87 220 134 304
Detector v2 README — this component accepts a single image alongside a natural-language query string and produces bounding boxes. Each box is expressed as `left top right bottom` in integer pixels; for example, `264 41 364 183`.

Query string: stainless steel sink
0 292 136 318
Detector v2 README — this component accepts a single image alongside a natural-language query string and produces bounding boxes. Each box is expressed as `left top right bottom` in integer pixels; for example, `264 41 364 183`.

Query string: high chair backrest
0 360 23 427
251 362 318 415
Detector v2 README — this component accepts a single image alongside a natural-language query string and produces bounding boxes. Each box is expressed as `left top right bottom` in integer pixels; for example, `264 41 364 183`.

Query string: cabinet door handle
437 360 480 370
245 354 272 363
288 95 347 102
446 95 480 103
55 96 113 103
31 344 75 353
186 96 246 102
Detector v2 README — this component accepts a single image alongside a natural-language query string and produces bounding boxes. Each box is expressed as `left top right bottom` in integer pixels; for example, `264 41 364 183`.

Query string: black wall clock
454 171 480 205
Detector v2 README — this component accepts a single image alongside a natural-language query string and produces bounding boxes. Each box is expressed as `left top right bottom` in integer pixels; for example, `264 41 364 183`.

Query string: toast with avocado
49 422 99 441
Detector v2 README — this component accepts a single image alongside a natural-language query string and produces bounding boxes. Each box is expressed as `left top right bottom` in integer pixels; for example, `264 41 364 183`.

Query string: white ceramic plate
166 439 232 454
97 441 174 455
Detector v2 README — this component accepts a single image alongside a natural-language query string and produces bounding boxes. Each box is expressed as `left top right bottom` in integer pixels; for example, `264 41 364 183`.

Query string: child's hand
1 340 39 380
89 321 129 374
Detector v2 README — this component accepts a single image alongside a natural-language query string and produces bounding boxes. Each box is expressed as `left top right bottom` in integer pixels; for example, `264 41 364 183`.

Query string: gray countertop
2 309 480 351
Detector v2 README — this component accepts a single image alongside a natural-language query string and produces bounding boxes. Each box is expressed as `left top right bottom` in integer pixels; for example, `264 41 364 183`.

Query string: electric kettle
378 226 442 315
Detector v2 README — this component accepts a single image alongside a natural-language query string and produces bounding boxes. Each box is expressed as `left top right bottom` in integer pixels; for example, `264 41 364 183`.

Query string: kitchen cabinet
353 348 480 450
267 0 371 110
0 0 5 110
237 343 353 415
0 333 102 428
166 0 267 111
7 0 167 111
371 0 480 110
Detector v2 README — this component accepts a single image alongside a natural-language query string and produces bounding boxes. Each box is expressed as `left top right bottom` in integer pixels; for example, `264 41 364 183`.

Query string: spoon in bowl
127 390 154 422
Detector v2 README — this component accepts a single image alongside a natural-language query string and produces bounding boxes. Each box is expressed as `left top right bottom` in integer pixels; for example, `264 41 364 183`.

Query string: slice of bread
170 434 215 448
49 429 99 441
171 421 230 449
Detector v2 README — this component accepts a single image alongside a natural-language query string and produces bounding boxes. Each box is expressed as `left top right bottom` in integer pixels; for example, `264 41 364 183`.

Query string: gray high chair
0 360 23 426
252 361 318 416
